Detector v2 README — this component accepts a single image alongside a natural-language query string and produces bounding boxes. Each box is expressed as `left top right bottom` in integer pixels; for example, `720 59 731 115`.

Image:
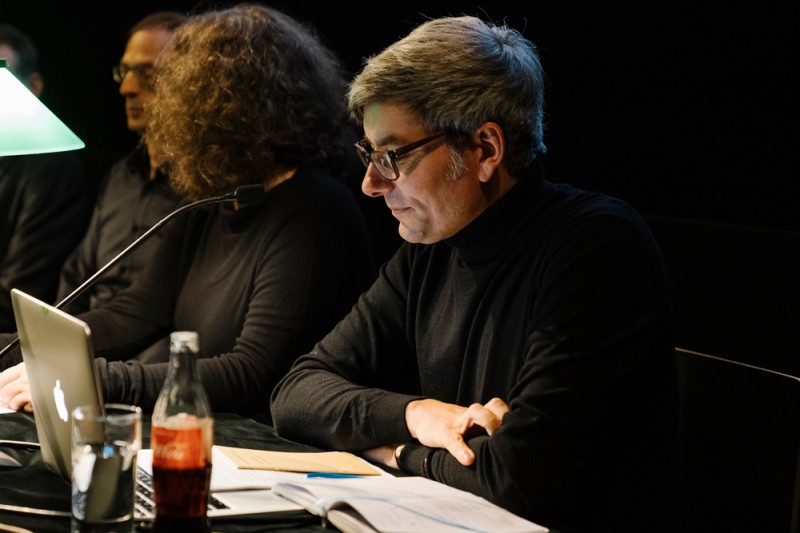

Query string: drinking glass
71 403 142 530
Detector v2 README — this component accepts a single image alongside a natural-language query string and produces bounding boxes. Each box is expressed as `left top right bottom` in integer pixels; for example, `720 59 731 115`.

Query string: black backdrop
4 2 799 370
3 2 797 231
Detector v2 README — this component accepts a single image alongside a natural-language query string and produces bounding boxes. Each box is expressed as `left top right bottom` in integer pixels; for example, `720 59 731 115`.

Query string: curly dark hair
144 3 353 200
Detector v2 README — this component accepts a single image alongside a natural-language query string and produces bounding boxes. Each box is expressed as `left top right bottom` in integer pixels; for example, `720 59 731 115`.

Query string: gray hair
347 16 547 176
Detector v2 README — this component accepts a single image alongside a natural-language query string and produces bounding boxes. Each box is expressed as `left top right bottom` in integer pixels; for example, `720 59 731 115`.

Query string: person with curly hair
0 3 376 421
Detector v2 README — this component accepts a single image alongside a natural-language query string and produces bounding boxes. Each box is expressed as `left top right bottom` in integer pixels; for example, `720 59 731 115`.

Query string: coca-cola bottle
150 331 213 532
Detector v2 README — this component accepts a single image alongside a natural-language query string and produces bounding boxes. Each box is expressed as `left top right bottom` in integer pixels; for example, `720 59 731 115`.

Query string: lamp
0 58 85 156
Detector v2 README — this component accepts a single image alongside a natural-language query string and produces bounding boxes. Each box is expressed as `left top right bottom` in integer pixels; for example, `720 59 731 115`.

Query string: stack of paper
272 475 548 533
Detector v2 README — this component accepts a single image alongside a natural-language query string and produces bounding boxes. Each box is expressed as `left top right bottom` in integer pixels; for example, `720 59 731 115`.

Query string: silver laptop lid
10 288 104 479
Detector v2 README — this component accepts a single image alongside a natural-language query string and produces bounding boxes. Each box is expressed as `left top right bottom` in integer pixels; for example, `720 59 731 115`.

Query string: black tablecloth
0 411 329 532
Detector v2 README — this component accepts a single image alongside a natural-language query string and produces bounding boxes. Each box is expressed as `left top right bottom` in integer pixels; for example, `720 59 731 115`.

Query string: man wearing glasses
56 12 186 315
271 15 688 532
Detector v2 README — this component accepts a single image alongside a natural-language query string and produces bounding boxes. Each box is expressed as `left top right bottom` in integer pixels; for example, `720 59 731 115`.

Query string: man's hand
406 397 508 466
0 362 33 413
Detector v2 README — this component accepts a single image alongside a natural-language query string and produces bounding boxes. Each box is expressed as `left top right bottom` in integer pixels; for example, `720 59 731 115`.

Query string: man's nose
361 167 392 197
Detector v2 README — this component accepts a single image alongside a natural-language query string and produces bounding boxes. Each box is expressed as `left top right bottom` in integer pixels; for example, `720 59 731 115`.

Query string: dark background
4 3 799 373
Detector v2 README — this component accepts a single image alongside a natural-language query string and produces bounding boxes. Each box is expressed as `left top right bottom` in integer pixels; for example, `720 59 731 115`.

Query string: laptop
11 288 103 479
10 288 305 519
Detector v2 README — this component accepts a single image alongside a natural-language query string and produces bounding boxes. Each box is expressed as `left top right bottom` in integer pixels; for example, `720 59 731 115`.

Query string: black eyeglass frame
111 63 155 86
354 131 448 181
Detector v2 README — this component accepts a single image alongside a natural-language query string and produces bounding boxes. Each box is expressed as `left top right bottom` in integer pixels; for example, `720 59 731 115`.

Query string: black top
57 145 182 314
1 164 376 422
271 176 689 531
0 152 91 331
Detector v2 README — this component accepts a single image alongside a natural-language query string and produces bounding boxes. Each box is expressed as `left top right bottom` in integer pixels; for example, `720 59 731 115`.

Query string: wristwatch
393 443 406 470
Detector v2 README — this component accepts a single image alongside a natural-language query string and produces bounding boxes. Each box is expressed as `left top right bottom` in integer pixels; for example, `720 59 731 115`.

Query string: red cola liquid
151 418 213 533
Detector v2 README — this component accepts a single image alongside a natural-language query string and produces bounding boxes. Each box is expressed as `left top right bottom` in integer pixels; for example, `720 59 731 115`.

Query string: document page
273 476 548 533
216 445 384 476
138 446 310 491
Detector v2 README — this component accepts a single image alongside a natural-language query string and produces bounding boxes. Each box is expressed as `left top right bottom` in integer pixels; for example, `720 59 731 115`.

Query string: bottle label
151 424 210 470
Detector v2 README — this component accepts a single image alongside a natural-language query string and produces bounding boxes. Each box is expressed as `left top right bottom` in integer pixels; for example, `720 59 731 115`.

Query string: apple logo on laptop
53 379 69 422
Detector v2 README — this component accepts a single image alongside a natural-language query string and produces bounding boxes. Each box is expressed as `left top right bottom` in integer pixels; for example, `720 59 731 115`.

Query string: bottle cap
170 331 199 353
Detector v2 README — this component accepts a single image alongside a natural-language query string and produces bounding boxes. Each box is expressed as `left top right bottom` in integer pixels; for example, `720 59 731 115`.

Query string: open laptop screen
9 288 305 518
10 288 104 479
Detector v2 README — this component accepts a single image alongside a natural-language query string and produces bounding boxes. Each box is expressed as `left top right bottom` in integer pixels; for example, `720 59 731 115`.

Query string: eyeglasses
112 63 155 87
354 131 447 181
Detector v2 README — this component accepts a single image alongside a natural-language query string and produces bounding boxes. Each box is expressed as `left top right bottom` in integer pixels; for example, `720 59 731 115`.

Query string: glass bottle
150 331 213 532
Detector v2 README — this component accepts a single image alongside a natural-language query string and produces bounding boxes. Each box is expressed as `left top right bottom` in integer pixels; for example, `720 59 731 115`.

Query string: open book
272 475 548 533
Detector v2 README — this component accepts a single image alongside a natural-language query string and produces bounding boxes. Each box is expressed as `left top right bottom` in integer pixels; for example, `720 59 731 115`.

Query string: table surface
0 411 331 533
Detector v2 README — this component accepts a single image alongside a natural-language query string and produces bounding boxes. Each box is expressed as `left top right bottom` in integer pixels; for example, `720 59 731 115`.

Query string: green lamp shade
0 62 85 156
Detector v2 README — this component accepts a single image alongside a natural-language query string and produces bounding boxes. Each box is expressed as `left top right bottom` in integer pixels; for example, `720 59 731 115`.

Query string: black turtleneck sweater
1 165 376 421
271 176 688 532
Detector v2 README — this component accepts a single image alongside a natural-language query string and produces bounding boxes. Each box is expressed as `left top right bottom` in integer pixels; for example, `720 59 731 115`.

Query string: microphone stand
0 185 266 359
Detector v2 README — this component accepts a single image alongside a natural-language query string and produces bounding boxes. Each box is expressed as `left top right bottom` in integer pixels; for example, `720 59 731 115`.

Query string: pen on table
306 472 362 479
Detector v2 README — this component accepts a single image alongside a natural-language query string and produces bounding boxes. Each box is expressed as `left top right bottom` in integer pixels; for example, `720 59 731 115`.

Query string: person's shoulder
96 146 150 190
15 151 84 172
8 152 88 187
294 164 350 186
546 180 643 222
115 145 149 176
531 182 663 264
269 165 370 237
289 164 360 204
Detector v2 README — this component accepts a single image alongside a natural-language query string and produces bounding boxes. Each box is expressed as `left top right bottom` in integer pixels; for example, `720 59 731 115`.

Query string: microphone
0 184 266 358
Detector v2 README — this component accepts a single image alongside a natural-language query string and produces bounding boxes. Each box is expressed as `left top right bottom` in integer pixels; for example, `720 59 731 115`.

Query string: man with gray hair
272 15 688 532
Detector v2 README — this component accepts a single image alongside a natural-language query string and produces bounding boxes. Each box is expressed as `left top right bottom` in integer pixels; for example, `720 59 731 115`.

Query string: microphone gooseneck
0 185 267 359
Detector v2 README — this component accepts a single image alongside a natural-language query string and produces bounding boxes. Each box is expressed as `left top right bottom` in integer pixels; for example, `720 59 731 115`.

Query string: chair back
677 347 800 532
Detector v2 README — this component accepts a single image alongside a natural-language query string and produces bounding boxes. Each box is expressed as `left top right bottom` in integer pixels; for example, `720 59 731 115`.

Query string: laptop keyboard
135 466 231 520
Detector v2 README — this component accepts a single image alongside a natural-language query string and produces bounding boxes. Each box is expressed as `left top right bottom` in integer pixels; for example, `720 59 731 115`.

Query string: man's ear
25 72 44 98
474 122 504 183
